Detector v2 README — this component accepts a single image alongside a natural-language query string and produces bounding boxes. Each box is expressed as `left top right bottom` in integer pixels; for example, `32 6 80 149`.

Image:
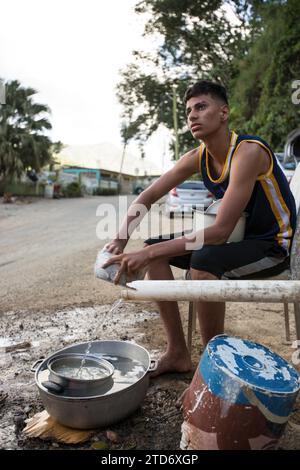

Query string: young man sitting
104 80 296 377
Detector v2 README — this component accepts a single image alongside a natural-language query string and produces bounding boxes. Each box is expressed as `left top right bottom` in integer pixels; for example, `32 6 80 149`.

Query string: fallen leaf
91 440 108 450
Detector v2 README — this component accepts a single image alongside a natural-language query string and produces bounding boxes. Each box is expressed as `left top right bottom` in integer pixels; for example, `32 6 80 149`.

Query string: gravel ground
0 196 299 450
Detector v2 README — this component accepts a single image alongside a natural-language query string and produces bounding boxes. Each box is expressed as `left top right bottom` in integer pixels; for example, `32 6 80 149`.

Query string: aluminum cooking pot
42 353 114 395
31 340 156 429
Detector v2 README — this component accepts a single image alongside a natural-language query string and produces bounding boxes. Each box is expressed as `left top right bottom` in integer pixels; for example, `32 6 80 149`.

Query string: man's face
185 94 228 139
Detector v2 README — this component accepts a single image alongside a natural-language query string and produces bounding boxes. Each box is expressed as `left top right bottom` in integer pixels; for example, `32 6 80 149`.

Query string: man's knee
190 268 218 280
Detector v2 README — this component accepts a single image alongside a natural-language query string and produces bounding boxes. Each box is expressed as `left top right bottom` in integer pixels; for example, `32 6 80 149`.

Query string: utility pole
118 140 126 194
118 120 129 194
172 85 179 161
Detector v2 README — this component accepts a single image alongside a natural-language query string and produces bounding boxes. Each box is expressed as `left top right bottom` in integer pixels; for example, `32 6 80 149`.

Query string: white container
94 248 146 286
193 199 246 243
44 183 54 199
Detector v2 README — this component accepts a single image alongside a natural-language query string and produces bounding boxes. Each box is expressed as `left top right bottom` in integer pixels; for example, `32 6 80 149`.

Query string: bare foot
149 351 192 378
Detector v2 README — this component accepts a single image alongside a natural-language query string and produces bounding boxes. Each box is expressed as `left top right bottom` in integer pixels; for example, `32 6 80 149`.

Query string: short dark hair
184 80 228 105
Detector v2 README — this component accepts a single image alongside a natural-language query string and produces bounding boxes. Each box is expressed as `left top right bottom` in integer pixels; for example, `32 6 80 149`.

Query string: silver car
165 180 213 219
275 153 295 184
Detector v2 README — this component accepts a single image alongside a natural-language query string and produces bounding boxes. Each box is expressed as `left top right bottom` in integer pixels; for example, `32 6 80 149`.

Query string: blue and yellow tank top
199 131 297 253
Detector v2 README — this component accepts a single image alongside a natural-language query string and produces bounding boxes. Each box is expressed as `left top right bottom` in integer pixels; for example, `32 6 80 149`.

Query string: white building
56 142 162 194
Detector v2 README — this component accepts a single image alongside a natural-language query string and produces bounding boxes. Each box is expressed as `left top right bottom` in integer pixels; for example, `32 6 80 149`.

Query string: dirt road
0 196 191 450
0 196 299 450
0 195 139 311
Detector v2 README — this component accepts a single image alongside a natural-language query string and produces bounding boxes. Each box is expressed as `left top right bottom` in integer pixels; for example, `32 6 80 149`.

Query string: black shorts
144 234 289 279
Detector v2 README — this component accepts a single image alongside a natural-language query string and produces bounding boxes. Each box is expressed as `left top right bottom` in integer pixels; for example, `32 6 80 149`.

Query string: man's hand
104 239 126 255
102 248 150 285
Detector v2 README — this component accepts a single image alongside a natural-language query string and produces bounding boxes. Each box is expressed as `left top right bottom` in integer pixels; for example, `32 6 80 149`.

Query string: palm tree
0 80 54 180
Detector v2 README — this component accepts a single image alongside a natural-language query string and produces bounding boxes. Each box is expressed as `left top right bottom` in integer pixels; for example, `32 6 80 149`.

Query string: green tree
230 0 300 150
117 0 298 155
117 0 248 156
0 80 57 180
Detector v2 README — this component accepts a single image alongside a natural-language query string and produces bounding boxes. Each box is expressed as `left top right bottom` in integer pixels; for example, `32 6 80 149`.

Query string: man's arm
146 142 269 260
106 147 200 253
104 142 270 283
206 142 269 241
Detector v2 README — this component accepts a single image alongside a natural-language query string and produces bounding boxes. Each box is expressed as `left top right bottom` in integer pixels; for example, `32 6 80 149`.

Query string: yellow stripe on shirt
206 131 238 183
260 177 292 251
269 174 292 246
198 143 204 175
232 139 274 179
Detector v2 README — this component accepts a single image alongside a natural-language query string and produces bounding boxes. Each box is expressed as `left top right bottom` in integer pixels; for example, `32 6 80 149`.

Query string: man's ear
220 104 229 122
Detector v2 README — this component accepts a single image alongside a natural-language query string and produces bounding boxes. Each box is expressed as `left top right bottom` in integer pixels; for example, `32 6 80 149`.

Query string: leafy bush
93 187 118 196
0 180 44 197
62 181 83 198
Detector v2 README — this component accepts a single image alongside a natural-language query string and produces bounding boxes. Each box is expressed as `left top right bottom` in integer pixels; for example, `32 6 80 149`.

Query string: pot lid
36 340 149 399
48 354 114 382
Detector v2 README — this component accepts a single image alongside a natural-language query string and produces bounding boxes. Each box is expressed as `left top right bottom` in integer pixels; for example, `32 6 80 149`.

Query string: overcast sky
0 0 171 163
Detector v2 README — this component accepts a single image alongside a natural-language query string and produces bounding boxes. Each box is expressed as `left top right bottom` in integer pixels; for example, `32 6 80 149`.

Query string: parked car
165 180 213 219
133 185 144 195
274 152 284 164
282 161 296 183
275 153 296 183
133 177 159 195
